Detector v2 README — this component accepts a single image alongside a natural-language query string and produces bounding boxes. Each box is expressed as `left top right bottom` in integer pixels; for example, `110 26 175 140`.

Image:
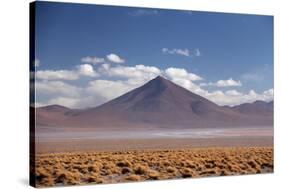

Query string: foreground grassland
34 147 273 187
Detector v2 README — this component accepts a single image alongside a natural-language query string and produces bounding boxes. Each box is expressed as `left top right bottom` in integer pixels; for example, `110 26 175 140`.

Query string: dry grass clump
181 168 197 178
125 174 141 181
116 160 132 167
34 147 273 187
121 167 132 174
82 173 104 184
166 166 177 173
87 165 100 172
35 167 54 186
134 164 149 175
54 170 80 185
147 170 160 180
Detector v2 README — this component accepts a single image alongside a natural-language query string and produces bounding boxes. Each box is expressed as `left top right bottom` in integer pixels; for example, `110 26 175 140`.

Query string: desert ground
35 136 273 153
35 127 273 153
34 147 273 187
33 127 274 187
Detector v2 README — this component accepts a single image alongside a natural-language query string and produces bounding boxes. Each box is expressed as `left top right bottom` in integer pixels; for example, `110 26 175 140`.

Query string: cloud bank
106 53 125 63
35 56 273 108
36 64 99 80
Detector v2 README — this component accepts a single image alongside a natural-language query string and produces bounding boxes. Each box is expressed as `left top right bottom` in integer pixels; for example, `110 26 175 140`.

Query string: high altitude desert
33 76 274 187
34 147 273 187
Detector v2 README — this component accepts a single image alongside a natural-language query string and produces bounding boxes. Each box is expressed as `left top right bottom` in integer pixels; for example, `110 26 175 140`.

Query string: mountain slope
230 100 273 115
36 105 72 126
36 76 273 129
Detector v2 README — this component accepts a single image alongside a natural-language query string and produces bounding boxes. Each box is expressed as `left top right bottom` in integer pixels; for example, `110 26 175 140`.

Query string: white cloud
81 54 126 65
98 64 161 87
200 78 242 87
36 80 81 97
170 77 205 94
248 89 257 96
35 62 273 108
36 70 79 80
203 89 274 106
263 88 273 96
217 78 242 87
107 64 161 80
225 90 242 96
162 69 272 106
98 63 111 74
36 64 99 80
47 97 80 108
106 53 125 63
86 80 135 103
81 56 105 64
162 48 189 57
35 64 161 108
165 67 203 81
77 64 99 77
81 54 125 64
162 72 273 106
162 48 202 57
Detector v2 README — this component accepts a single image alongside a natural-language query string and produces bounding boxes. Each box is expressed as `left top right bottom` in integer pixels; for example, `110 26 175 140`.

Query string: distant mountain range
36 76 273 130
228 100 273 116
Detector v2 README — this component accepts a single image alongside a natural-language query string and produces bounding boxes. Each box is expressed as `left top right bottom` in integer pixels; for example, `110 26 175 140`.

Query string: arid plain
33 77 274 187
34 147 273 187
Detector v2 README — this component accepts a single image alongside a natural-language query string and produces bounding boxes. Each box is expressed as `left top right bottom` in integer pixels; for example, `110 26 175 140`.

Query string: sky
33 1 274 108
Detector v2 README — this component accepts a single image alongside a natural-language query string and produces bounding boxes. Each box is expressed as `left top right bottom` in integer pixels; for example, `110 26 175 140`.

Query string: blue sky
34 1 273 108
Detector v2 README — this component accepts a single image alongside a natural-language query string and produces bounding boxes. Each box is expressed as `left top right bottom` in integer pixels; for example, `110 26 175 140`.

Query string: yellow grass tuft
147 170 160 180
34 147 273 187
125 174 141 181
134 164 149 175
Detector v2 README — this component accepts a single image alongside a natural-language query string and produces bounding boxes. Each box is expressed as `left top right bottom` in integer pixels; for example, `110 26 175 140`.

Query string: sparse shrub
125 174 141 181
121 167 132 174
134 164 148 175
247 160 258 169
54 170 80 185
185 160 196 168
95 178 105 184
35 167 49 180
166 166 177 173
88 165 99 172
35 147 273 186
205 163 214 169
162 160 171 166
111 166 121 174
228 164 242 172
40 176 54 186
116 160 132 167
181 168 195 178
87 173 101 183
261 162 273 169
220 169 231 176
148 170 160 180
199 170 217 176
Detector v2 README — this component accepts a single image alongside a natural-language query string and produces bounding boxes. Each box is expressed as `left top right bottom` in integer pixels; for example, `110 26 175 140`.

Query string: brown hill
230 100 273 116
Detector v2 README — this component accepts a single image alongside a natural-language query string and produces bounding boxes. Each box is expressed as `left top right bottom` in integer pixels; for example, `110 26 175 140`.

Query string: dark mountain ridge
230 100 273 115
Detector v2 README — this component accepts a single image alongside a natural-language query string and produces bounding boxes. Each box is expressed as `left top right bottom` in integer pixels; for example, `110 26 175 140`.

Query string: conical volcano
36 76 273 129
